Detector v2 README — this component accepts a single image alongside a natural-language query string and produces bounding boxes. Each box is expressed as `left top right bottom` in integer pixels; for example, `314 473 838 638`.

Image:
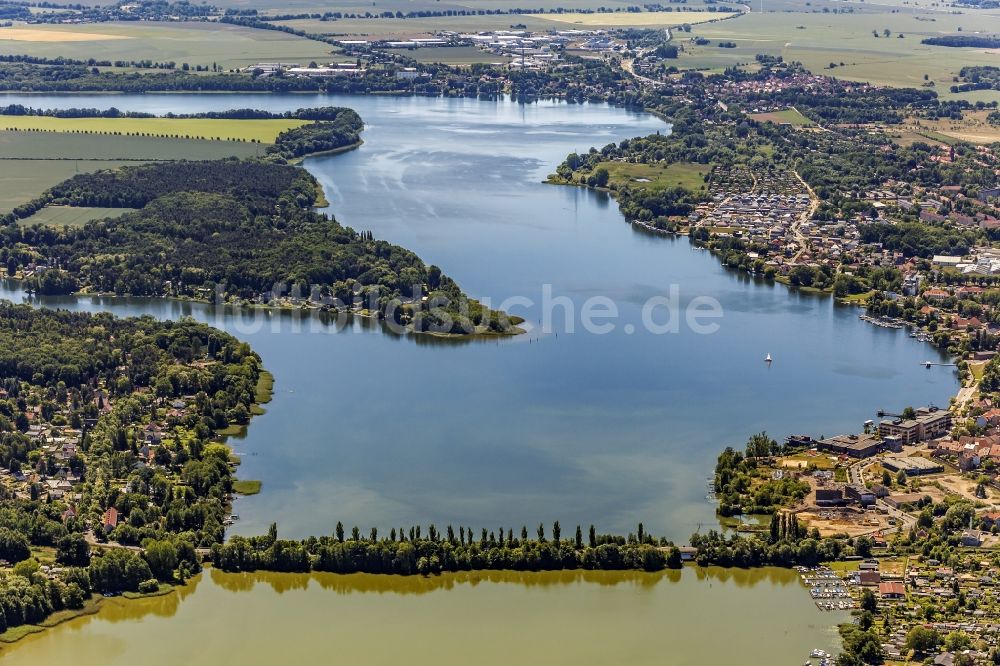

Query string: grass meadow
0 160 139 213
0 21 337 69
749 108 815 126
0 130 265 212
0 116 305 142
597 161 711 193
682 10 1000 92
16 206 135 227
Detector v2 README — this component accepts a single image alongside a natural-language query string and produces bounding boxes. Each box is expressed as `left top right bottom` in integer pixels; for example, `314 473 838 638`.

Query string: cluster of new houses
691 166 813 258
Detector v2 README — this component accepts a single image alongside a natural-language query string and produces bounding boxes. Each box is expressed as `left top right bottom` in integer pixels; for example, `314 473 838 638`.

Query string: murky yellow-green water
1 566 844 665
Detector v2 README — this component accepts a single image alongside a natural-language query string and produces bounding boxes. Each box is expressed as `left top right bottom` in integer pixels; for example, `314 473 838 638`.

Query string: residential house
879 581 905 599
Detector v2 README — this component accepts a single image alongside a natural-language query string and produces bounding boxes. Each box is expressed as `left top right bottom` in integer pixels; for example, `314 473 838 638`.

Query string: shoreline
7 281 526 338
545 175 961 385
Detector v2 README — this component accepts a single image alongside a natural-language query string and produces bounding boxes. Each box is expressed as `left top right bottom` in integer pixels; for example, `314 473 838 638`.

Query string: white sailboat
765 353 772 363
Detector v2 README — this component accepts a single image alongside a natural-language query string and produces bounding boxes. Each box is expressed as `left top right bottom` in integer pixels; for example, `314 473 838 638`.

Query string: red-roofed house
102 507 119 531
977 409 1000 429
952 316 983 330
981 512 1000 530
860 570 882 586
957 286 984 298
879 581 905 599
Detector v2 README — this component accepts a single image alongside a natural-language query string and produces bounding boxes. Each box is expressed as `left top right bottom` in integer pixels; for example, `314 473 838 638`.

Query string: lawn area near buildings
597 161 711 192
408 45 510 65
749 108 815 127
904 112 1000 146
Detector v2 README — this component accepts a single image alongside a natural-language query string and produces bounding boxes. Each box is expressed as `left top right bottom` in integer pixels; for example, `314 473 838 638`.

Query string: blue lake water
0 93 956 542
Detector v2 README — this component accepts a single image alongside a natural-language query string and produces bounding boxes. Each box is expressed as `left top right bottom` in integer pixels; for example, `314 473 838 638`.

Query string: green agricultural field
408 45 510 65
0 130 267 160
0 130 265 212
598 161 710 192
278 7 735 38
16 206 135 227
682 10 1000 90
0 116 304 142
242 0 723 14
274 15 564 37
531 9 736 26
0 21 337 70
0 160 139 213
941 89 1000 105
749 108 814 126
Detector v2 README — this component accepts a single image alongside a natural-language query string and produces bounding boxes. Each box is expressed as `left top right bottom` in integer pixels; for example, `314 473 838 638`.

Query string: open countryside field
598 161 710 192
530 10 738 26
902 111 1000 145
941 89 1000 105
0 22 337 70
682 10 1000 91
16 206 135 228
276 8 736 37
0 27 130 42
0 116 304 142
239 0 725 13
0 160 140 213
0 130 266 160
0 130 265 212
275 15 573 37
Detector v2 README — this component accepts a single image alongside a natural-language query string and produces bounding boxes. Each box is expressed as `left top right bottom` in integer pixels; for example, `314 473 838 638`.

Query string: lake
0 92 956 541
0 566 846 665
0 92 956 663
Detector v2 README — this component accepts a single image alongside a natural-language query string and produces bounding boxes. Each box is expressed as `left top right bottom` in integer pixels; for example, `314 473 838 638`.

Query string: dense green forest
1 156 518 335
923 35 1000 49
266 110 363 160
212 522 682 574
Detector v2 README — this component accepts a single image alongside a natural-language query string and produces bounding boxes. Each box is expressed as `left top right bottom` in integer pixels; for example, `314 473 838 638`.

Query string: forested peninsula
0 108 520 336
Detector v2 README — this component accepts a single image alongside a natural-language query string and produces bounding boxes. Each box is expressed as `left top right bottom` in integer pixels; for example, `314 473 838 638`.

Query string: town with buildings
243 26 627 79
717 392 1000 664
